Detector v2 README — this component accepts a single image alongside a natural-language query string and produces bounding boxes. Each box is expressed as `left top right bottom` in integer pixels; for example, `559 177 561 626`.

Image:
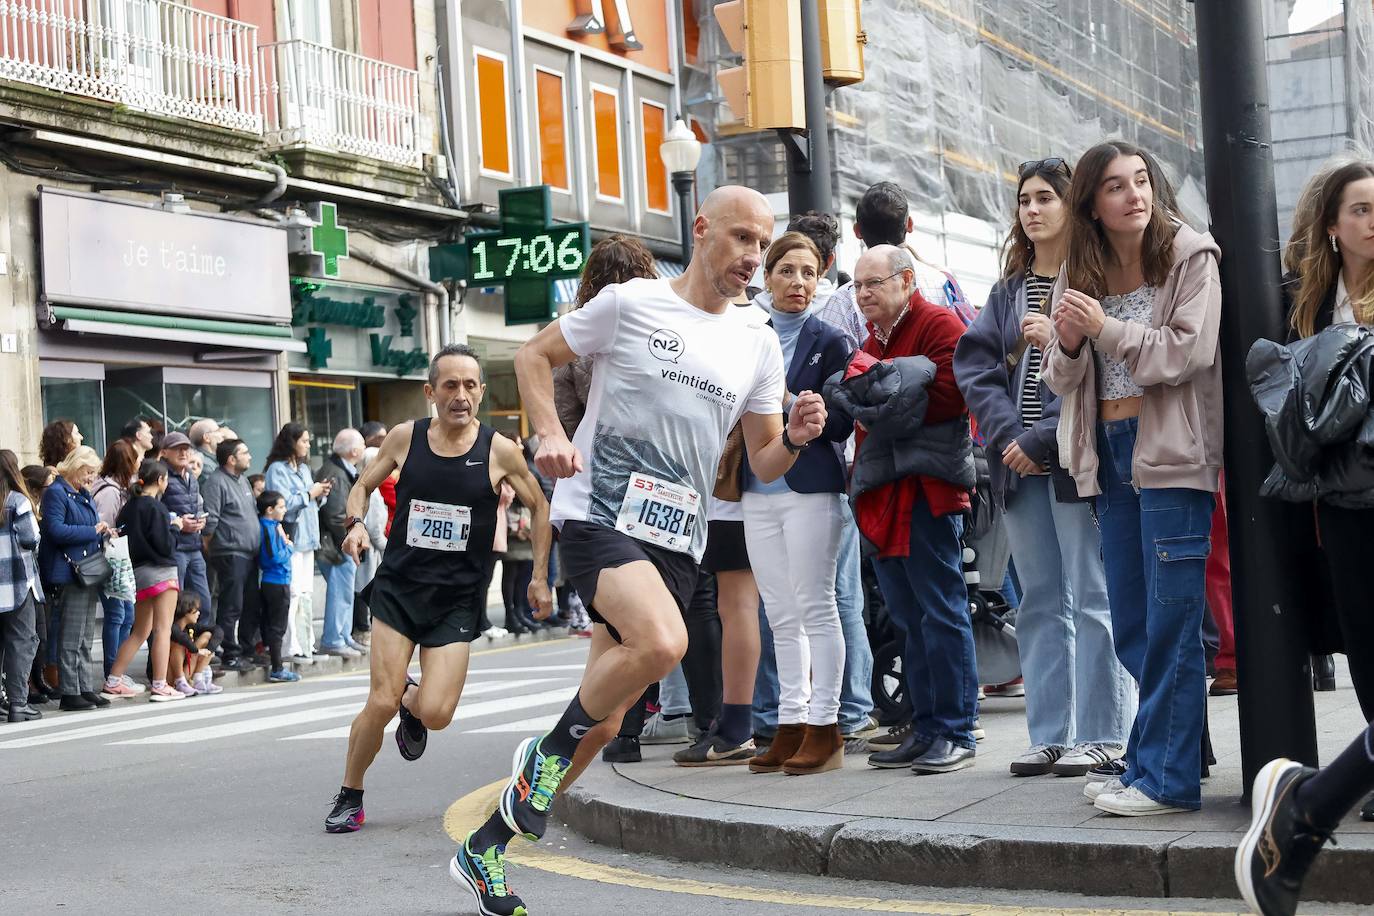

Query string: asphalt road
1 636 1353 915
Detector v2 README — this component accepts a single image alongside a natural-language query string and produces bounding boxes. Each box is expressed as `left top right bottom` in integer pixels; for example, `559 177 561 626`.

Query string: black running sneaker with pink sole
325 790 365 833
396 676 427 761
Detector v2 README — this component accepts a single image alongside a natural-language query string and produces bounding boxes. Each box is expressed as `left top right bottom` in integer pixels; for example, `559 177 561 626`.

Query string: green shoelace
531 747 571 813
475 842 511 897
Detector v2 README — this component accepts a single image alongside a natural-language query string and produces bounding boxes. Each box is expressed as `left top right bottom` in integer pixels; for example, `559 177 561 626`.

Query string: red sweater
855 292 972 558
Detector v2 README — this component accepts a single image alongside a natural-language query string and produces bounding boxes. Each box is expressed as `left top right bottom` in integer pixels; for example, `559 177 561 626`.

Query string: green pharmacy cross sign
430 186 590 326
311 203 349 278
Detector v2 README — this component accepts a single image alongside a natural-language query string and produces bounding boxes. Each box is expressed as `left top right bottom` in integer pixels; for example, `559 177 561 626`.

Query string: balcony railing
260 39 420 169
0 0 261 133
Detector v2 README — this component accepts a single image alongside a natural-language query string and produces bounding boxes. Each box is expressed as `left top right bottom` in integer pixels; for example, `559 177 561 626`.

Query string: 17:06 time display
469 231 586 281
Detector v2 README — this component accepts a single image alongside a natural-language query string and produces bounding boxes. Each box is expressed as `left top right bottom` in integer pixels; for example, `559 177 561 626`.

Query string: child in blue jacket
258 490 298 683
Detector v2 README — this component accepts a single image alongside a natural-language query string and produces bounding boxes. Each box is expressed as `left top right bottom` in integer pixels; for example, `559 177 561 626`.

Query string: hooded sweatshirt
1041 223 1223 496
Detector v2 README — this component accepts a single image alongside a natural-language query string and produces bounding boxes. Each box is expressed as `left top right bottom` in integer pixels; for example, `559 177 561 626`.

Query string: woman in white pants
743 232 856 776
263 423 329 664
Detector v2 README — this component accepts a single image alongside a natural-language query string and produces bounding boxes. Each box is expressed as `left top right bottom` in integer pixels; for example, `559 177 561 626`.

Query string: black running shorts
364 573 481 648
557 520 699 643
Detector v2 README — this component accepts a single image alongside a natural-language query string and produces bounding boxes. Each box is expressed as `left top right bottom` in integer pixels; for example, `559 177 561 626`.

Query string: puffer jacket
1248 322 1374 507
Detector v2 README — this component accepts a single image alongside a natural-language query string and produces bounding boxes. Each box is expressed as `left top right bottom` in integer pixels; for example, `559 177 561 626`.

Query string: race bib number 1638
614 473 699 554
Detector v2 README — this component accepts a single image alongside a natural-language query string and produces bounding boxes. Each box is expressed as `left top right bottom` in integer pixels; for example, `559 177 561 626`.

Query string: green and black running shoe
451 833 527 916
500 735 572 842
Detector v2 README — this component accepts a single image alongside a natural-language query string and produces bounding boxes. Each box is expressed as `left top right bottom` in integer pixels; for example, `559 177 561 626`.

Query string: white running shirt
551 277 785 562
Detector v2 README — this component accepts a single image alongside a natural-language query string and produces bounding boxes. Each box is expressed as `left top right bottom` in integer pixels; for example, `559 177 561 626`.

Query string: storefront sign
39 188 290 323
289 279 427 378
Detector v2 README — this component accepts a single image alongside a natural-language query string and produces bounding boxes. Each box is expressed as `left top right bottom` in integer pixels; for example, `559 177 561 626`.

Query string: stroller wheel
871 639 913 725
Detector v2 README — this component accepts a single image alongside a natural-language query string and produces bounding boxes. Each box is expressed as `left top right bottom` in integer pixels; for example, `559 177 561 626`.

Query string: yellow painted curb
442 780 1242 916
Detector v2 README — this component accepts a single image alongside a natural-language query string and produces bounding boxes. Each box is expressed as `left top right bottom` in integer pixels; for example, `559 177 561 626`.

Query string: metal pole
781 0 833 217
672 171 695 262
1193 0 1318 788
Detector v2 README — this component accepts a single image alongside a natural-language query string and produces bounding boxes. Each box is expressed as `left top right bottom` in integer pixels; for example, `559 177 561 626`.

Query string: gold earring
1331 235 1339 253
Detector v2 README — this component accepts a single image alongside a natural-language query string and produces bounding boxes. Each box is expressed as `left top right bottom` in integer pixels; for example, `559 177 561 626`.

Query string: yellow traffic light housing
714 0 805 130
819 0 866 85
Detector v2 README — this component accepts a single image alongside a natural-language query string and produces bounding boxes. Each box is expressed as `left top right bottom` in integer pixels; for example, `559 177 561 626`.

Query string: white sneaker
1054 743 1125 777
321 645 362 658
1084 776 1123 802
1094 784 1190 817
292 654 315 666
482 626 508 640
640 712 691 745
1010 745 1064 776
972 718 986 742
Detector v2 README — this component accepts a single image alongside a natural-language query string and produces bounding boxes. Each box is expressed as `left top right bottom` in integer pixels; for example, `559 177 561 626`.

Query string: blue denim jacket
264 460 322 553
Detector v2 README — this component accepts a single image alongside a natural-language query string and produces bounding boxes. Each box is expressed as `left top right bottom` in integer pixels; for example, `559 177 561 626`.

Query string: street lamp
659 118 702 262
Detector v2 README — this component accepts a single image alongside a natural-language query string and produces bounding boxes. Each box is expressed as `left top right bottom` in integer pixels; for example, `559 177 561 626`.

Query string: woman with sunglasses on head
1042 140 1223 817
955 158 1131 780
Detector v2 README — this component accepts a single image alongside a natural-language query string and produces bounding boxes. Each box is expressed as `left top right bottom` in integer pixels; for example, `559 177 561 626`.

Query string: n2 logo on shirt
648 328 685 364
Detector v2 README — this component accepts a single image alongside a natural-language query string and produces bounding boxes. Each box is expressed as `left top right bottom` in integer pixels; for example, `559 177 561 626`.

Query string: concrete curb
557 765 1374 905
208 626 574 689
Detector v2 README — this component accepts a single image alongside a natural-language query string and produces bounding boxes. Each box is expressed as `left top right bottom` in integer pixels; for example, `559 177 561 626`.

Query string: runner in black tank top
323 345 554 841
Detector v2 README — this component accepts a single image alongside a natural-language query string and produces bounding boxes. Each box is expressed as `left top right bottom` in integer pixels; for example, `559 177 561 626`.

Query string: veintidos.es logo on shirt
647 328 737 406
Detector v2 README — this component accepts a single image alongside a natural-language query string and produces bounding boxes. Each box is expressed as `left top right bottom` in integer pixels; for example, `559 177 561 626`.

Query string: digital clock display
467 223 589 283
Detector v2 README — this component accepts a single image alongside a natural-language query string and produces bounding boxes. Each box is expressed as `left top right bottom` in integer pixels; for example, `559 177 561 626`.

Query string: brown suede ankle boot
748 723 806 774
782 723 844 775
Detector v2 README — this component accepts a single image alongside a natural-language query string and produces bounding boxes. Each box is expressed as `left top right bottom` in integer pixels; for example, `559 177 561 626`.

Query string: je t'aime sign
39 187 291 323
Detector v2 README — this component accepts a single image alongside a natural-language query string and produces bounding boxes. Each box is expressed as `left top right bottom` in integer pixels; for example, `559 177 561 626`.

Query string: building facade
0 0 463 466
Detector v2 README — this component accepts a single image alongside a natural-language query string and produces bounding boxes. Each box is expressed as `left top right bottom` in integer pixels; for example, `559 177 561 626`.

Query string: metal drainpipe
348 247 453 347
250 159 288 206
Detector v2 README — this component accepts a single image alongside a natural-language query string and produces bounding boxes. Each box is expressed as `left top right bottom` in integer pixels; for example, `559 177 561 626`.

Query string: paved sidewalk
560 665 1374 906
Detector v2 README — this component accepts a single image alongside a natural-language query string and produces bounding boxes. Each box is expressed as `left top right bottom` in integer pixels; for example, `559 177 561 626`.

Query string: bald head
697 185 771 224
854 245 915 331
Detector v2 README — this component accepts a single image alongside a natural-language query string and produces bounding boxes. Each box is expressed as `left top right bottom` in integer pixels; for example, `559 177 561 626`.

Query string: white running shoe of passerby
640 712 692 745
1084 776 1124 802
1053 743 1125 777
482 626 509 640
193 673 223 695
972 718 986 742
1010 745 1064 776
1093 784 1190 817
119 675 146 695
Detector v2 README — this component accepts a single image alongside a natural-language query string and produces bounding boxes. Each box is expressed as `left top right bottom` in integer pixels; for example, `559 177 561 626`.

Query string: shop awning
51 306 306 353
553 258 686 305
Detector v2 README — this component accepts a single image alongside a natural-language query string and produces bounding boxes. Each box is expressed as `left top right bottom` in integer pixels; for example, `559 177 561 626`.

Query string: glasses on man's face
1018 157 1072 179
853 271 904 294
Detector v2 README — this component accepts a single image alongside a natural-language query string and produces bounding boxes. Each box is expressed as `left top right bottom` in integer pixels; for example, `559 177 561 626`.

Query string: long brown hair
1001 160 1074 281
99 438 139 486
0 449 33 527
39 419 77 468
573 235 657 307
1064 140 1180 298
1287 159 1374 338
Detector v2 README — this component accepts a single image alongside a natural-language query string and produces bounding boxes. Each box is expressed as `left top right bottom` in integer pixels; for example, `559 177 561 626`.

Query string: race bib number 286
614 473 699 554
406 499 472 552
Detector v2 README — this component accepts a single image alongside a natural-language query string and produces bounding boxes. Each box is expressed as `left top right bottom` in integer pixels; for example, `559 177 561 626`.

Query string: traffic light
714 0 804 130
818 0 866 85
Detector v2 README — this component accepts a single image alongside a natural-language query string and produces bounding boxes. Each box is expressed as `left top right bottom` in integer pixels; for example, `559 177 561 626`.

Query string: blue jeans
100 594 134 679
1097 418 1212 810
1004 473 1130 749
175 550 213 625
658 664 692 716
872 500 978 749
319 555 359 650
752 500 875 735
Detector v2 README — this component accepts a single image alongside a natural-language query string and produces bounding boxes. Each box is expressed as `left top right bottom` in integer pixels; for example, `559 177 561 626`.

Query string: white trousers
286 550 316 657
742 490 846 725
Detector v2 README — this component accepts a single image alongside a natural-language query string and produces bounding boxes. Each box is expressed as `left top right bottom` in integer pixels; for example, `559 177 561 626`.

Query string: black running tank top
380 419 499 586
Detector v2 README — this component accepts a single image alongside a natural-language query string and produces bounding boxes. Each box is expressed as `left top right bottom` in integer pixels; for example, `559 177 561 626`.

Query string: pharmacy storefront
36 188 299 464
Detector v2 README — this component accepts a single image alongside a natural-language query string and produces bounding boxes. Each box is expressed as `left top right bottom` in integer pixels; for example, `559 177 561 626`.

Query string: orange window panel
535 70 569 191
641 101 669 212
476 52 511 176
591 87 622 201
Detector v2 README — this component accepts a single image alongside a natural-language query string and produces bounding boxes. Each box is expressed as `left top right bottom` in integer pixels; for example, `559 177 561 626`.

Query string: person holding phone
265 424 331 664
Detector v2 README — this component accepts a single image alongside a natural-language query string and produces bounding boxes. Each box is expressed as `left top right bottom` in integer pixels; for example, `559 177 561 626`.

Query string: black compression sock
470 812 516 851
1296 725 1374 831
339 786 363 802
717 703 752 746
540 693 603 759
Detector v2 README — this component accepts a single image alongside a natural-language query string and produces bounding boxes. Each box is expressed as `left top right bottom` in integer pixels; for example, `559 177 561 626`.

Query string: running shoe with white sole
148 683 185 702
1053 743 1124 777
672 730 756 767
324 790 365 833
984 677 1025 698
119 675 146 695
1010 745 1064 776
640 711 692 745
1235 758 1327 916
1084 776 1123 802
396 676 426 761
1094 784 1190 817
100 680 139 700
451 833 527 916
500 736 572 842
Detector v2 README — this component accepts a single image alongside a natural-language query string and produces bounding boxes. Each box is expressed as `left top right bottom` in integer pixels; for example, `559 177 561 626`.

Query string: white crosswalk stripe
0 676 572 750
465 713 563 734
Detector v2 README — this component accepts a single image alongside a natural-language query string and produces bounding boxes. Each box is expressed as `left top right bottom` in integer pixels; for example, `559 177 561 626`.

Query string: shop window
590 84 623 202
41 379 105 451
535 67 570 192
682 0 700 67
165 382 275 475
475 48 512 178
641 99 669 213
289 377 358 464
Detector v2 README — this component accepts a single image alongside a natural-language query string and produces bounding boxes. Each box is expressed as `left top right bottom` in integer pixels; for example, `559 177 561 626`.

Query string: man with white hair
188 418 223 465
317 428 367 657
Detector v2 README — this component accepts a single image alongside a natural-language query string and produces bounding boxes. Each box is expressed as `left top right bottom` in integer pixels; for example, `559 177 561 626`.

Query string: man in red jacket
851 245 979 775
